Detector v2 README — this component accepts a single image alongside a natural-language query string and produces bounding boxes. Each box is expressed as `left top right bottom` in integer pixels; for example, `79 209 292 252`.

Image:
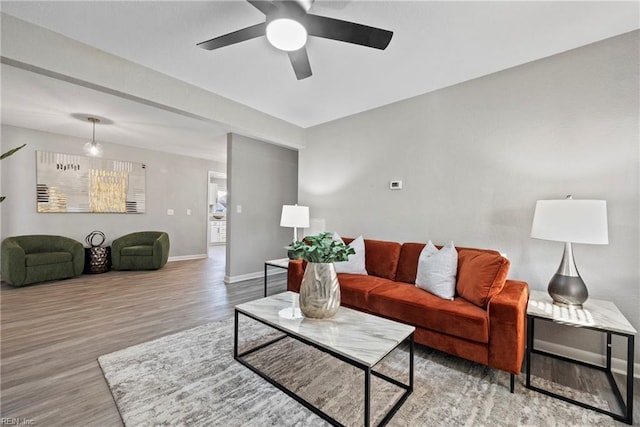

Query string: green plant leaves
285 231 355 263
0 143 26 160
0 143 26 203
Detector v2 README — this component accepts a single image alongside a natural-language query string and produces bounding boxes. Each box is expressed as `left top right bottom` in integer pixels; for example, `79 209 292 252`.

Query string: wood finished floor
1 246 638 426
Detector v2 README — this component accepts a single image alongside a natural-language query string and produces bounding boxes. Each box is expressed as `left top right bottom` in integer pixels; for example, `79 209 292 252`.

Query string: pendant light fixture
83 117 104 157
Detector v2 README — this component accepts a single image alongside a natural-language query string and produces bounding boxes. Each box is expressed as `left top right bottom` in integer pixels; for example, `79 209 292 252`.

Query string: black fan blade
304 14 393 50
288 48 312 80
197 22 266 50
247 0 277 15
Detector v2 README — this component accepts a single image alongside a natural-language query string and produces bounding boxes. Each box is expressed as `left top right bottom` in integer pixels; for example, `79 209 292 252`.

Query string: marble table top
527 290 636 335
235 291 415 367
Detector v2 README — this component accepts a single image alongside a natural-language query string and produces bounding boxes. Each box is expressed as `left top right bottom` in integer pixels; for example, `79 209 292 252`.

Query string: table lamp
530 195 608 307
280 204 309 242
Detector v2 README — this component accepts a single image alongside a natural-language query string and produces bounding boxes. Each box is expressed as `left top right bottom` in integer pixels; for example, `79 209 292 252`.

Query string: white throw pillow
332 233 368 275
415 241 458 300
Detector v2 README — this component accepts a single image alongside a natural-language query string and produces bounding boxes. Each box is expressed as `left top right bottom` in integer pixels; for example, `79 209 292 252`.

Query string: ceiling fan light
266 18 307 51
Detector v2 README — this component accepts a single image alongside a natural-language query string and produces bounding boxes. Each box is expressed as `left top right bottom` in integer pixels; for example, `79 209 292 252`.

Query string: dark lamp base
548 273 588 308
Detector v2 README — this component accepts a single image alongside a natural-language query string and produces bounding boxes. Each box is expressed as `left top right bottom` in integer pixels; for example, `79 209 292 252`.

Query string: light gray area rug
98 316 614 427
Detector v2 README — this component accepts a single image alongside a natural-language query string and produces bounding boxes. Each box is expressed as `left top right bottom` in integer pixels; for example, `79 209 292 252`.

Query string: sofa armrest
112 234 139 269
287 259 305 293
68 240 85 276
1 238 26 286
487 279 529 374
153 233 170 268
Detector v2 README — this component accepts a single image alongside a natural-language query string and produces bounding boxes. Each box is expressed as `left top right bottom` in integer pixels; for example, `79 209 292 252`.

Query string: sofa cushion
456 249 510 308
333 235 367 275
25 252 72 267
368 283 489 344
337 274 397 310
121 245 154 256
415 241 457 300
343 237 401 280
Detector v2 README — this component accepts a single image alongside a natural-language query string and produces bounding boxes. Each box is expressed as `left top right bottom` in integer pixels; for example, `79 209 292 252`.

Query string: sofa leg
510 373 515 393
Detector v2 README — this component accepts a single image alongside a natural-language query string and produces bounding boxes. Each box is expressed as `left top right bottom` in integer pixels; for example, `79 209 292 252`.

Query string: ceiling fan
197 0 393 80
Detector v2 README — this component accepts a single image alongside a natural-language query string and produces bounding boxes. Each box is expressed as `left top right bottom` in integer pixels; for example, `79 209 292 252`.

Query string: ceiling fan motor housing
197 0 394 80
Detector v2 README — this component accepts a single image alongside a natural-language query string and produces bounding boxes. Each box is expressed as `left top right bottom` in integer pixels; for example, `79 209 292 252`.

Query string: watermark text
1 418 35 425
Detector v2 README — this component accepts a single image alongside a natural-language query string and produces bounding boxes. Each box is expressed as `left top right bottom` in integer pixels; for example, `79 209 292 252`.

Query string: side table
264 258 290 297
526 290 636 424
83 246 112 274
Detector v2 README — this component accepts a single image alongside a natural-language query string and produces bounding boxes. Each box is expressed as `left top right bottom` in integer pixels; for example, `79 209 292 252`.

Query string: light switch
236 205 242 213
167 209 174 215
186 209 191 216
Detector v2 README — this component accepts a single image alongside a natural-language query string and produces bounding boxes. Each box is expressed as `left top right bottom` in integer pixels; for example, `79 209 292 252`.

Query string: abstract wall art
36 151 146 213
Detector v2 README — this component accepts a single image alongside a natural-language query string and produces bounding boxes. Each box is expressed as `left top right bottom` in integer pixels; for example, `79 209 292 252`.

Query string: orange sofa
287 238 529 392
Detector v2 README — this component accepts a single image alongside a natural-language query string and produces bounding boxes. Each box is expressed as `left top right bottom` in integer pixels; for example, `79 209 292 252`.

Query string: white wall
225 133 298 281
1 13 306 150
1 125 225 258
300 31 639 363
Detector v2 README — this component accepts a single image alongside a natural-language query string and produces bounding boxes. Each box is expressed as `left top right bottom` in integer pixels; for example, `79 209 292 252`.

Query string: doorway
207 171 227 257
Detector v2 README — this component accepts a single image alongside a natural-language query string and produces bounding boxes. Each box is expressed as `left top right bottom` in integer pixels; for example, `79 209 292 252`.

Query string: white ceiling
1 1 638 160
1 64 229 161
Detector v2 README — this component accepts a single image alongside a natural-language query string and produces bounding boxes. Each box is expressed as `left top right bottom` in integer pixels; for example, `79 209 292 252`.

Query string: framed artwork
36 151 146 213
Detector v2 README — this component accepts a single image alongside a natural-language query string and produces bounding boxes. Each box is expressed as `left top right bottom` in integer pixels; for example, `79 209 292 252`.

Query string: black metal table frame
234 309 414 427
264 260 289 297
525 315 635 424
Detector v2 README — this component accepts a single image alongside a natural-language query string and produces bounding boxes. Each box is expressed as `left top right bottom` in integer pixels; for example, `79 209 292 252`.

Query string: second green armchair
112 231 170 271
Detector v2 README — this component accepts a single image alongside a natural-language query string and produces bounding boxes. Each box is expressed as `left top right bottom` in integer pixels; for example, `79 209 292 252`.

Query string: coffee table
234 292 415 427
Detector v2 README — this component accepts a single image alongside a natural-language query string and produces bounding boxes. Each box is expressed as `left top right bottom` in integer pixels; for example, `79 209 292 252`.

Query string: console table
264 258 290 297
526 290 636 424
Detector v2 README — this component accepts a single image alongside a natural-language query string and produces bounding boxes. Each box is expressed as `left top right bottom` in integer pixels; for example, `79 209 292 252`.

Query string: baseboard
224 269 286 284
533 338 640 379
167 254 208 262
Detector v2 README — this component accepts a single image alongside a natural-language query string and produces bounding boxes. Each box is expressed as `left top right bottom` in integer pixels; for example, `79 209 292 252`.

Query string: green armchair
1 235 84 287
112 231 170 271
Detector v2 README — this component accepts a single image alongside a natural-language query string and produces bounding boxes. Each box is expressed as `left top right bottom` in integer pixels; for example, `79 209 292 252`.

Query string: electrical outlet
186 209 191 216
167 209 174 215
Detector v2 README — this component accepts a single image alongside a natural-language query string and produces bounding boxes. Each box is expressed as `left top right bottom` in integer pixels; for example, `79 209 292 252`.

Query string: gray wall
1 125 225 258
300 31 639 363
226 133 298 281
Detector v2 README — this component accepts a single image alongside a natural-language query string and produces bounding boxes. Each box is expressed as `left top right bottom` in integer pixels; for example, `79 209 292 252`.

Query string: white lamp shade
531 199 608 244
280 205 309 228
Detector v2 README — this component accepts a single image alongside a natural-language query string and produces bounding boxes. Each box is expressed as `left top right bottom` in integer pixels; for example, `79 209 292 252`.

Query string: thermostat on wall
390 180 403 190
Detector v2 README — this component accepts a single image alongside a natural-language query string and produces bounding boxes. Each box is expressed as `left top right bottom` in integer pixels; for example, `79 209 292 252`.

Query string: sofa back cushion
342 237 401 280
456 248 510 308
396 242 426 284
12 235 75 254
397 242 510 308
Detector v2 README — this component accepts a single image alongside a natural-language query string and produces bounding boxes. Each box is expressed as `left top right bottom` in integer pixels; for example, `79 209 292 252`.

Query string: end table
526 290 636 424
264 258 290 297
83 246 112 274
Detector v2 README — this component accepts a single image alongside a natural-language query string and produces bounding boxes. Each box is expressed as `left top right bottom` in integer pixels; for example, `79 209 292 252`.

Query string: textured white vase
299 262 341 319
